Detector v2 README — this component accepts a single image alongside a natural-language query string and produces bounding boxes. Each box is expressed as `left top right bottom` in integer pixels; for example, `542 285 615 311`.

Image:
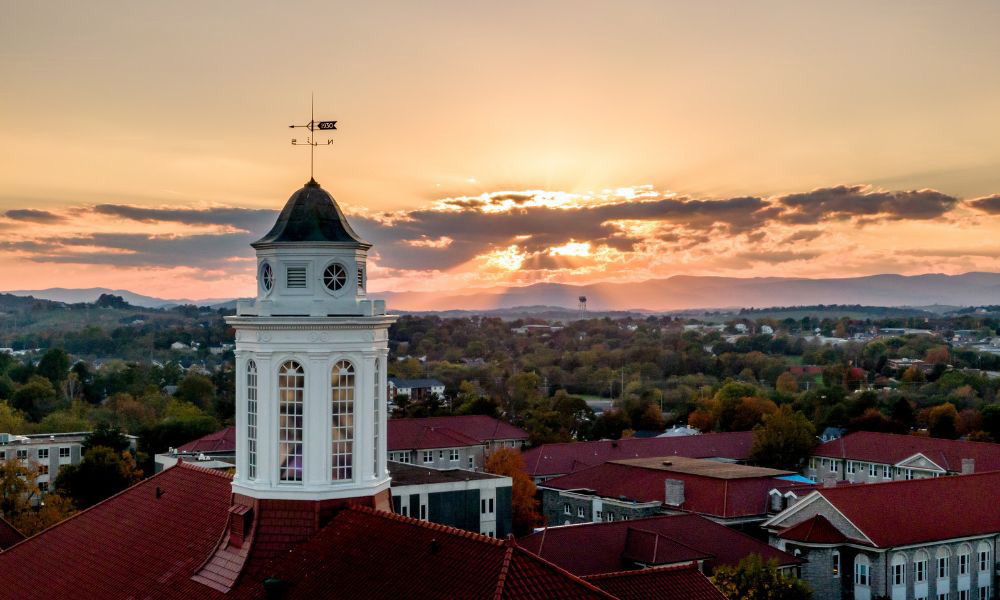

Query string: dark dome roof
252 179 369 248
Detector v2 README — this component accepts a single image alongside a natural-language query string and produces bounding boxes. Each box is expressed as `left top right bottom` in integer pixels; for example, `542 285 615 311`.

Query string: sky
3 1 1000 302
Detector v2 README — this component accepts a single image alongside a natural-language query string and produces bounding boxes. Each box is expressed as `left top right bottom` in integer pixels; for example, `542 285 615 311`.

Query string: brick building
387 415 529 471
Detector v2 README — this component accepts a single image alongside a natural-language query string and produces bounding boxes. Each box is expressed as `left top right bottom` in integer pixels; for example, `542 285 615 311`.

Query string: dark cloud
777 185 957 224
737 250 823 264
967 195 1000 214
91 204 276 231
781 230 824 244
8 232 256 268
4 209 66 223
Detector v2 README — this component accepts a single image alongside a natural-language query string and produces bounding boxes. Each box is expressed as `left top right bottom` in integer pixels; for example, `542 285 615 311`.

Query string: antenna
289 93 337 180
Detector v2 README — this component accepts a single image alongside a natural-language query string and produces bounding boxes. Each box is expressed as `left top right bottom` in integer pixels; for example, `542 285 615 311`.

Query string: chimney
664 479 685 506
962 458 975 475
228 505 254 548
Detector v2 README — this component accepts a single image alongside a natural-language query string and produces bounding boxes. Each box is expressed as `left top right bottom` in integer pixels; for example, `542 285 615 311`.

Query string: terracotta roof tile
813 431 1000 472
0 516 24 550
388 416 528 451
583 564 727 600
177 426 236 454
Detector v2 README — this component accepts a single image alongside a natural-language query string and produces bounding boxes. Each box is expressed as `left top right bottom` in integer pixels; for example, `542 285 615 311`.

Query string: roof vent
661 461 673 467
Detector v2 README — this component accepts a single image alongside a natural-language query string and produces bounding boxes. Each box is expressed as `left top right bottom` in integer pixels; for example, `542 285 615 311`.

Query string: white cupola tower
226 178 395 505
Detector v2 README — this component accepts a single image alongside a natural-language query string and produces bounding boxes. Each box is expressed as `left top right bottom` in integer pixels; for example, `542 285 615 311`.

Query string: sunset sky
3 1 1000 302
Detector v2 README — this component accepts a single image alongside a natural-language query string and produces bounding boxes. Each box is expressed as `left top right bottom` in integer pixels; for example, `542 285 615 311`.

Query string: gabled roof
813 431 1000 472
244 505 615 600
541 459 794 519
522 432 754 478
177 426 236 454
777 471 1000 548
583 565 726 600
388 378 445 388
518 514 801 576
388 416 529 451
778 514 852 544
252 179 369 248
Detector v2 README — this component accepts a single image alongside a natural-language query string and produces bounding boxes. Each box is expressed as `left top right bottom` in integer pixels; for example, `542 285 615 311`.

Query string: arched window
247 360 258 480
914 550 929 583
331 360 355 480
278 361 305 482
373 358 380 478
959 543 973 576
978 541 992 573
892 553 906 587
937 546 951 579
854 554 870 587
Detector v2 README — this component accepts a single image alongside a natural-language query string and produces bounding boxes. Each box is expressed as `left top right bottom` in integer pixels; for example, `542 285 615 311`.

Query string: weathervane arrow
289 95 337 179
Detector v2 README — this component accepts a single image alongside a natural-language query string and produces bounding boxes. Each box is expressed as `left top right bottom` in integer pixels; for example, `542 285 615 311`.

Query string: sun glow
548 241 591 257
483 245 526 271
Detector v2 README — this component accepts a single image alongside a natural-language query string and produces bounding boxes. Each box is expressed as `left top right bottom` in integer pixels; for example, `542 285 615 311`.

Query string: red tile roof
0 462 232 600
388 416 529 451
583 565 726 600
238 505 616 600
813 431 1000 472
0 516 23 550
521 432 754 479
541 460 795 519
797 471 1000 548
519 514 802 576
778 514 853 544
177 426 236 454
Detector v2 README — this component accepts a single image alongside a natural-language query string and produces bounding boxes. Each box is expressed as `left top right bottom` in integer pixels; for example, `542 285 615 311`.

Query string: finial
305 178 320 188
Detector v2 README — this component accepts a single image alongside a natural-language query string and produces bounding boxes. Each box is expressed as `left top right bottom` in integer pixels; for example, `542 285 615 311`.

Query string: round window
323 263 348 291
260 263 274 292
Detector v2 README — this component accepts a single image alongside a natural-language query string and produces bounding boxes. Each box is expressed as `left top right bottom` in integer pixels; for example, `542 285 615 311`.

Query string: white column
233 351 247 482
358 350 376 484
255 351 275 487
305 352 329 487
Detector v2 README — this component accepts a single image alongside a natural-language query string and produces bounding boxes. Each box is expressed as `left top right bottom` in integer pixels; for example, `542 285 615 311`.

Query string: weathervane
289 94 337 180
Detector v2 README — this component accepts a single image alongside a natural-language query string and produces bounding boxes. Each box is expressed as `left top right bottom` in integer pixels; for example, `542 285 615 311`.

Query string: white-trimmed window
373 358 380 478
893 553 907 586
38 481 48 492
960 545 972 575
423 450 433 464
449 449 459 462
979 542 991 572
331 360 355 481
59 447 70 458
278 360 305 482
959 590 969 600
595 511 603 520
883 465 891 478
847 461 856 475
247 360 258 480
563 503 571 515
833 550 841 576
577 506 584 518
37 448 48 460
869 463 877 477
915 551 929 583
938 547 951 579
855 555 870 586
607 513 615 522
38 464 48 475
15 450 27 460
980 586 992 600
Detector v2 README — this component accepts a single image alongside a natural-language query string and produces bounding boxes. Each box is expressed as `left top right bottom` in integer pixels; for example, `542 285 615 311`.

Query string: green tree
928 402 959 439
177 374 216 412
12 376 61 421
713 554 813 600
83 423 132 453
749 405 816 470
36 348 70 385
981 403 1000 441
53 446 143 509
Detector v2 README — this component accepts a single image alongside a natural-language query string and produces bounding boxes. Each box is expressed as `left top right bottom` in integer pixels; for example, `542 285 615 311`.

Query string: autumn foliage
484 448 540 536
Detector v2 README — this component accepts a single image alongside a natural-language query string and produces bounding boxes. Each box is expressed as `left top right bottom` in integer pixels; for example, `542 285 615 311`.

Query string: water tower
578 295 588 314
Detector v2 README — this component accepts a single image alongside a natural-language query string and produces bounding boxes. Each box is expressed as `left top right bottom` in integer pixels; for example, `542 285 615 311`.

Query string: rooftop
611 456 792 480
582 565 726 600
519 513 801 576
388 461 506 486
176 426 236 454
813 431 1000 472
388 415 529 451
521 432 754 478
774 471 1000 548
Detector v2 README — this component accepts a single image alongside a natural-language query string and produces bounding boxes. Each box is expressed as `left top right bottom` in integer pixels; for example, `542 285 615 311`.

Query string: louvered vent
286 266 307 288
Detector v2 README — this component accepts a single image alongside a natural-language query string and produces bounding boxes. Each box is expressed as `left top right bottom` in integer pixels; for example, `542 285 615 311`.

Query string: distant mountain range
8 272 1000 313
4 287 233 309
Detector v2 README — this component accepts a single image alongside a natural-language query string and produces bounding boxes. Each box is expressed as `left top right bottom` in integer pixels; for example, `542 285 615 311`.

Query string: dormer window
323 263 348 292
287 266 307 288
